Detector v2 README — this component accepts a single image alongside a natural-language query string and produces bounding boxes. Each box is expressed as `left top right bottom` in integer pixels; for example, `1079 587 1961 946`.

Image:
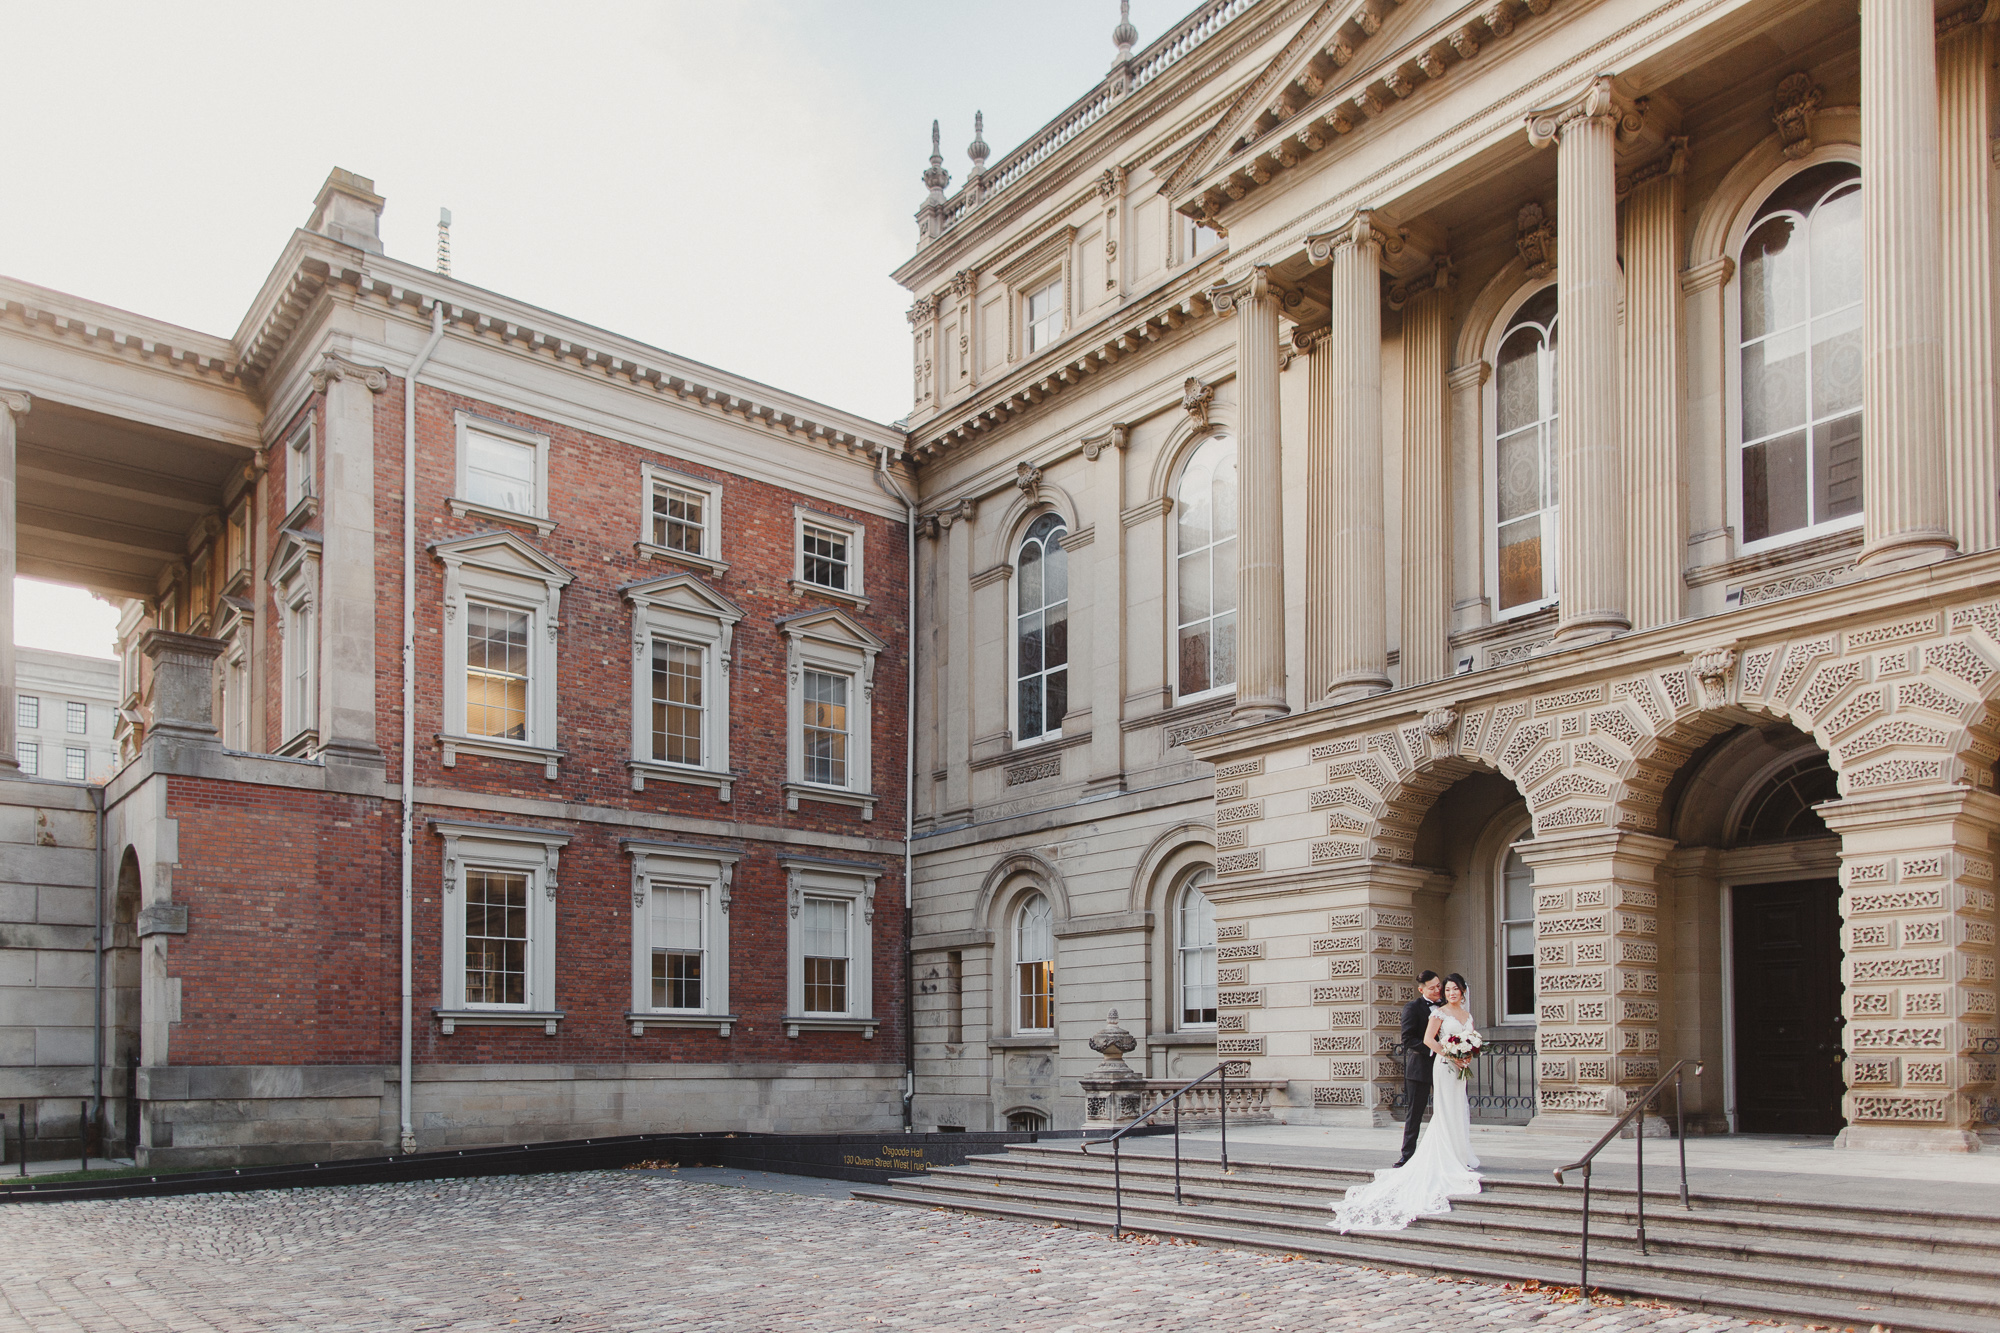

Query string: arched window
1734 752 1838 845
1177 870 1218 1027
1015 513 1069 743
1005 1108 1048 1132
1498 846 1535 1023
1175 435 1238 698
1736 161 1862 548
1016 893 1054 1032
1491 285 1559 614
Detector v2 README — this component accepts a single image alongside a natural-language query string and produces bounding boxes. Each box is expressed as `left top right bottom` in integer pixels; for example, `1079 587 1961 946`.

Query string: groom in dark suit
1394 970 1445 1167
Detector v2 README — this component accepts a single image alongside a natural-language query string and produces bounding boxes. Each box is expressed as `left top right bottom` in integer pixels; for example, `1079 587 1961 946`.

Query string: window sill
784 1015 876 1039
987 1034 1057 1049
785 782 876 820
1150 1030 1218 1047
435 1008 564 1035
279 494 319 531
788 578 870 612
626 1011 738 1036
634 541 730 578
1686 524 1863 587
439 734 564 779
446 497 557 538
628 760 732 800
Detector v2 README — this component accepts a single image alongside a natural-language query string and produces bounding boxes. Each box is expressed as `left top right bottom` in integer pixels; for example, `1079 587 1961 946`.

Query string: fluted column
1938 19 1996 555
935 498 976 823
1211 267 1289 722
0 390 24 773
1300 326 1336 702
1397 267 1452 686
1528 79 1630 646
1622 146 1686 631
1447 362 1490 638
1858 0 1956 569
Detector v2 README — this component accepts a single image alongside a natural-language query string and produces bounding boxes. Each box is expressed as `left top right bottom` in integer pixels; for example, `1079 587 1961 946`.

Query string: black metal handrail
1552 1059 1702 1301
1080 1063 1228 1239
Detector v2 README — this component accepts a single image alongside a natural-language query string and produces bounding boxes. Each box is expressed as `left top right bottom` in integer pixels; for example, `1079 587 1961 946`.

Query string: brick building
1 169 912 1166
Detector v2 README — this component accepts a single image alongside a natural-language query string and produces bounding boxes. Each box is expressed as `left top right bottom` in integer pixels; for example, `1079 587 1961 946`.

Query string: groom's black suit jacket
1400 997 1439 1083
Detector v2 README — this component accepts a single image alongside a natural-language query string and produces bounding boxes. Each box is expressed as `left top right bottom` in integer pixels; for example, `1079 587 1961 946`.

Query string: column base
1833 1124 1983 1153
1858 530 1958 574
1550 613 1630 651
1325 673 1390 706
1231 701 1290 724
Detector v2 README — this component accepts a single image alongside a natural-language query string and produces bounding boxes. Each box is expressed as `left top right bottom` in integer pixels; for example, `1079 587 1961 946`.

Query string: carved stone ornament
1524 77 1647 151
1421 707 1459 763
1515 202 1557 279
1772 73 1823 161
1182 376 1216 430
1692 646 1737 710
1082 423 1129 462
1388 256 1455 310
310 351 389 395
1016 462 1043 503
1087 1009 1142 1079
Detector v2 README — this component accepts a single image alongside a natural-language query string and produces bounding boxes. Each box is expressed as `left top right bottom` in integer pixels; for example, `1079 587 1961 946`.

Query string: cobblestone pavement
0 1170 1810 1332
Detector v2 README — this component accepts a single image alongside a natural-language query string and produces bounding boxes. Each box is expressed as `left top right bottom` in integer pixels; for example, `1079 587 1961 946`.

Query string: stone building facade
1 171 911 1165
16 648 119 784
898 0 2000 1149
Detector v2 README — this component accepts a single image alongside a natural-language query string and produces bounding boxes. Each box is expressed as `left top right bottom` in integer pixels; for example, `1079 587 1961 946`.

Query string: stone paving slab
0 1169 1820 1332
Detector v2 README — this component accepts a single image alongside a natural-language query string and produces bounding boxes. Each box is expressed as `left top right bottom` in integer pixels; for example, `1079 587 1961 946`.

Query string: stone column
310 353 388 767
1083 425 1128 795
1938 19 1997 556
1819 787 1998 1151
913 518 943 827
1518 829 1675 1131
1447 362 1490 640
1527 80 1631 646
1396 268 1452 686
1679 257 1735 575
1622 147 1686 632
0 391 25 773
1210 268 1289 722
1300 327 1335 701
1858 0 1957 570
936 499 976 824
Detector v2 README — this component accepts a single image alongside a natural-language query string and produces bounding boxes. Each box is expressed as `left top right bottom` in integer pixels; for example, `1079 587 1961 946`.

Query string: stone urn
1083 1009 1146 1128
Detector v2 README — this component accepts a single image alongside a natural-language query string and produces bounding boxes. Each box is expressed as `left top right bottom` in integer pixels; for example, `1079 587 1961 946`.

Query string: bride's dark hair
1443 973 1468 997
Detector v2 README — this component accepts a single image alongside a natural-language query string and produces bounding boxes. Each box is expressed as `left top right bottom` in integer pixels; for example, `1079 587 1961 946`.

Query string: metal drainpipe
90 779 104 1156
401 302 448 1155
871 445 917 1132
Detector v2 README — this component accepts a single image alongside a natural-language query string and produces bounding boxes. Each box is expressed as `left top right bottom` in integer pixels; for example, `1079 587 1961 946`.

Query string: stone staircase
852 1142 2000 1333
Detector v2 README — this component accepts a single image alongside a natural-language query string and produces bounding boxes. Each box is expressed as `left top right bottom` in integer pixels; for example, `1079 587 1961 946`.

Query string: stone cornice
0 274 245 386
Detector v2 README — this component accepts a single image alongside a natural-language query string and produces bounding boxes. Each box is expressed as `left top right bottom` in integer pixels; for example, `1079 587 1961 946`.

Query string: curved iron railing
1080 1063 1228 1239
1552 1060 1703 1301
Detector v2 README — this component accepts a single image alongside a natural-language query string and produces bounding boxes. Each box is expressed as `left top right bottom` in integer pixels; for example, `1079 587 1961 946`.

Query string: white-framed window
637 464 726 573
64 746 87 783
792 507 866 606
1015 512 1069 743
1184 216 1223 263
449 412 552 531
783 856 881 1036
1174 436 1237 699
780 607 883 819
623 573 742 799
624 840 738 1034
1015 892 1055 1033
433 819 570 1034
17 696 37 731
1731 159 1864 552
16 741 37 776
1178 870 1218 1028
1026 277 1064 353
1487 283 1560 616
272 531 321 754
283 418 315 513
1499 845 1535 1023
225 502 250 583
65 701 87 735
433 531 573 778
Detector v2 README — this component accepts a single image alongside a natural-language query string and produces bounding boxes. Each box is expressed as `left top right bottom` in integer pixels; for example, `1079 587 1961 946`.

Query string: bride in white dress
1330 973 1482 1232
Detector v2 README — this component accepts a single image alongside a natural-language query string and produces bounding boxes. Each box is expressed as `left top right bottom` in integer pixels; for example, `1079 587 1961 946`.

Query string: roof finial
1113 0 1138 62
967 111 990 173
922 119 951 203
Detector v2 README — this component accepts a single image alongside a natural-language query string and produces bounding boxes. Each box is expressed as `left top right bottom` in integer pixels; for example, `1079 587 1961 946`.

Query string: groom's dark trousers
1396 996 1437 1165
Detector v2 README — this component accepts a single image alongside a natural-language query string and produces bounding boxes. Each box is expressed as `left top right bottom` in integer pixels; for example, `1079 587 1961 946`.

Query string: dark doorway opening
1731 879 1845 1135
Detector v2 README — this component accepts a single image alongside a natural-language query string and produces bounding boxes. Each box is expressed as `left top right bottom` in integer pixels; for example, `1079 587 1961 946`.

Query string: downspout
872 444 917 1132
401 302 448 1154
90 780 104 1154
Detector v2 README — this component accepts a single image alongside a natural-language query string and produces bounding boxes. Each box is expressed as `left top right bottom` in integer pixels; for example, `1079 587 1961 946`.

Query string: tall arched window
1016 893 1054 1032
1177 870 1218 1027
1492 285 1559 614
1498 846 1535 1023
1737 161 1862 548
1015 513 1069 743
1175 435 1238 698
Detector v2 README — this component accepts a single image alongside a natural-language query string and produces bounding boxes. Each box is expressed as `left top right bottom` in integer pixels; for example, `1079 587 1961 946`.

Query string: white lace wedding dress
1329 1008 1482 1232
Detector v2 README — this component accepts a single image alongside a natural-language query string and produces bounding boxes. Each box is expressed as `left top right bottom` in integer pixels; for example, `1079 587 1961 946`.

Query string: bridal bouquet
1439 1030 1483 1080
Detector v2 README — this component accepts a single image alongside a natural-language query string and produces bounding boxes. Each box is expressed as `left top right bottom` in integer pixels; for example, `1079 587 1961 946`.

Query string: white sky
6 0 1199 659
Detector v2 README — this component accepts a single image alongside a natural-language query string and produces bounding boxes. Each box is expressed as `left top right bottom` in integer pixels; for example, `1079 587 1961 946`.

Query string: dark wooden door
1732 879 1845 1135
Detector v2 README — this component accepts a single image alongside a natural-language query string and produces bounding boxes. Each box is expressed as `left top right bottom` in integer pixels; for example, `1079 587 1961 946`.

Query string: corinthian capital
310 351 389 395
1524 76 1647 149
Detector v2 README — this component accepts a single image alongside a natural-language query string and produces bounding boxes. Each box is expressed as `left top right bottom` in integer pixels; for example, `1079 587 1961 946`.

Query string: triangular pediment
1162 0 1434 206
271 527 321 582
428 529 575 587
775 605 886 654
620 571 744 624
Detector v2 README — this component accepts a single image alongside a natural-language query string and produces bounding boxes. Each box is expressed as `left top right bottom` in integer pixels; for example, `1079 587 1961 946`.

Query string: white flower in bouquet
1439 1029 1484 1079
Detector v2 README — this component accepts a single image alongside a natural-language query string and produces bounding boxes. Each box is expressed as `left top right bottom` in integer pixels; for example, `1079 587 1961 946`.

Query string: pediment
271 527 321 582
620 571 745 624
428 529 575 587
775 605 886 654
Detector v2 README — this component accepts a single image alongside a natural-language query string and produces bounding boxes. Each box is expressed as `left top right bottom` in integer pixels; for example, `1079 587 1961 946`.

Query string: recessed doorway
1731 879 1845 1135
